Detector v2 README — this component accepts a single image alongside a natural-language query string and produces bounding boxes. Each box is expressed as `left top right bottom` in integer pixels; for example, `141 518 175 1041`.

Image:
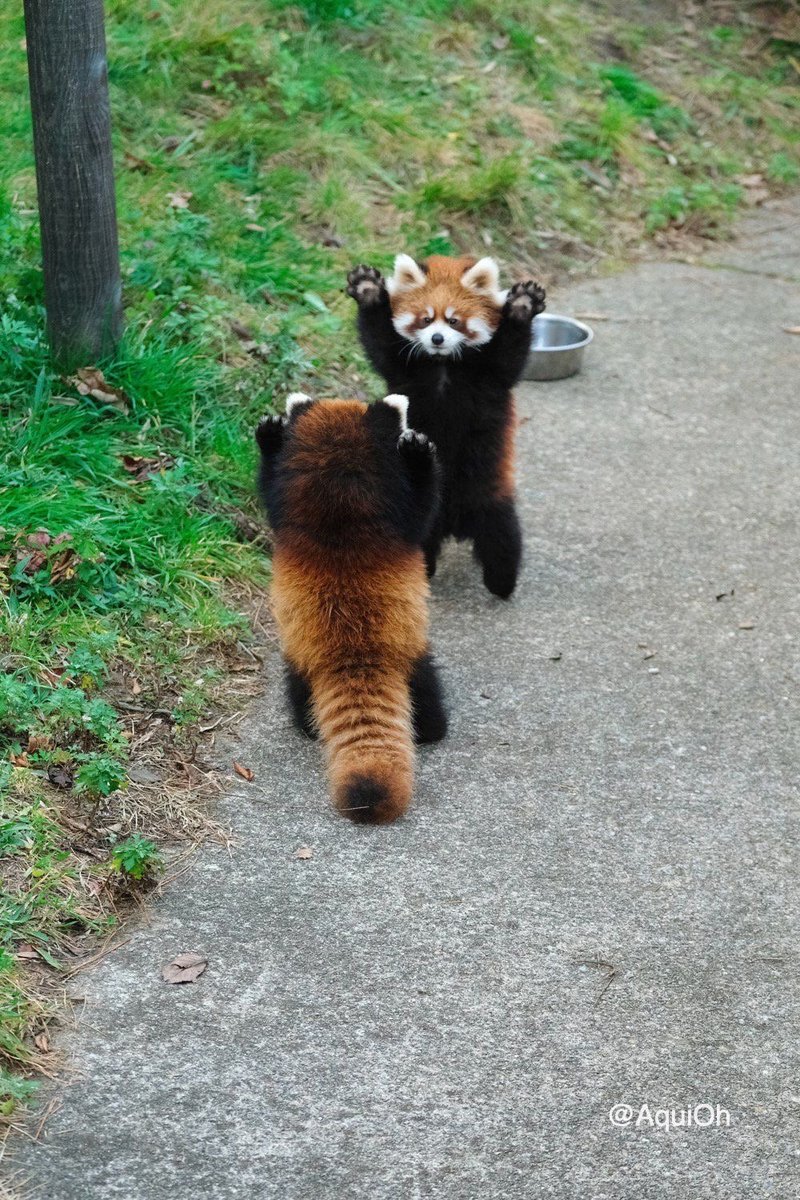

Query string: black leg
423 525 444 579
285 664 316 738
396 429 441 543
472 498 522 599
410 651 448 744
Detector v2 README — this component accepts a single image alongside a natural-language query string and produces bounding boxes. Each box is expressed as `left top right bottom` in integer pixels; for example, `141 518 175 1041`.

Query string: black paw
397 428 437 462
346 264 386 306
483 566 518 600
255 413 286 451
505 280 546 322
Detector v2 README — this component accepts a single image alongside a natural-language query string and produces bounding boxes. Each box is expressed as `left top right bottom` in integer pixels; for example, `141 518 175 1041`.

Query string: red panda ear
460 256 503 300
386 254 426 296
285 392 313 418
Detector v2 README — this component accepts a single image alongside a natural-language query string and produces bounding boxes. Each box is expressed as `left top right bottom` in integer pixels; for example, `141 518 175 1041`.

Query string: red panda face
386 254 506 358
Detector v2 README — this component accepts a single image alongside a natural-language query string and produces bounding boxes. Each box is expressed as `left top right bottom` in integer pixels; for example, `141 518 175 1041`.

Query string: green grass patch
1 0 799 1088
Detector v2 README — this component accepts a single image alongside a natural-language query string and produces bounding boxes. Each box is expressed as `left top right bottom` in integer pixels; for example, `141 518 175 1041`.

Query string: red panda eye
421 315 433 326
448 316 460 327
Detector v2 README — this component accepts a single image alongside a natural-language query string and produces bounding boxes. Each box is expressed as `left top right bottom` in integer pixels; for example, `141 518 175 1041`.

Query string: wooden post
23 0 122 366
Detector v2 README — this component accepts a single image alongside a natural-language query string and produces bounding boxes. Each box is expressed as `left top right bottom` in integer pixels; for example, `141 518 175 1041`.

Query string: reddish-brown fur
263 400 437 823
389 255 502 344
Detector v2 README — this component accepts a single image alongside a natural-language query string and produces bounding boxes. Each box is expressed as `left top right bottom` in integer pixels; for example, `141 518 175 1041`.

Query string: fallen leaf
121 453 175 482
233 761 254 781
783 326 800 335
293 845 313 860
27 734 53 753
47 763 74 789
230 319 256 342
736 173 765 188
245 222 266 232
123 150 152 173
161 952 208 984
131 677 142 696
738 620 755 630
167 189 192 209
9 752 30 768
34 1032 50 1053
66 366 130 413
16 944 41 961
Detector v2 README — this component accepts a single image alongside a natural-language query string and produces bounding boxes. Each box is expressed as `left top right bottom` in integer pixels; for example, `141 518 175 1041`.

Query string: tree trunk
23 0 123 366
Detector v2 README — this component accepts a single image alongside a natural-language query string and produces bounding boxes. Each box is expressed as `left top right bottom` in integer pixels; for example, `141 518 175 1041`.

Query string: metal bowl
522 313 593 381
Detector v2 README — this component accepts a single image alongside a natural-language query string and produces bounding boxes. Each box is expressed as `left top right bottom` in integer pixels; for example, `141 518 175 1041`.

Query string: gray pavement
12 200 800 1198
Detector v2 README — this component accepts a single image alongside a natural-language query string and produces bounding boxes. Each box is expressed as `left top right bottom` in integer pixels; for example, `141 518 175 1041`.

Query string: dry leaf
245 222 266 232
161 952 208 984
123 150 152 173
121 453 175 481
294 845 313 860
783 326 800 335
17 944 41 961
167 190 192 209
34 1033 50 1053
233 761 254 781
131 677 142 696
9 752 29 767
66 366 130 413
47 763 74 789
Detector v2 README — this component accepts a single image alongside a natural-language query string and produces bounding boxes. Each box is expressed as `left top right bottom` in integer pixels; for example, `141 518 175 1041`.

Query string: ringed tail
313 668 414 824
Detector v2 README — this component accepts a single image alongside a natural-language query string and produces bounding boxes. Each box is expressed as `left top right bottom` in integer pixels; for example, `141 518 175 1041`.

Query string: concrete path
13 201 800 1199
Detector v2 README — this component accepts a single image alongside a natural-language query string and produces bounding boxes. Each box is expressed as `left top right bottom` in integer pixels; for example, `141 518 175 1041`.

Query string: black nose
431 332 444 346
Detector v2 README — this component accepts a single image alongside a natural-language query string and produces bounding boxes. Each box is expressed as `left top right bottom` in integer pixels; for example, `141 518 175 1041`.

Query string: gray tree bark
23 0 123 366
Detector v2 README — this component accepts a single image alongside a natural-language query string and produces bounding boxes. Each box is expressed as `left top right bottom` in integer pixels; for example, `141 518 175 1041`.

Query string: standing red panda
347 254 545 599
255 392 447 824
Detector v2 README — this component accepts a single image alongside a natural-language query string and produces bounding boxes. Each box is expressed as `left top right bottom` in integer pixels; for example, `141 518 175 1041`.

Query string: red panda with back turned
256 392 447 824
347 254 545 598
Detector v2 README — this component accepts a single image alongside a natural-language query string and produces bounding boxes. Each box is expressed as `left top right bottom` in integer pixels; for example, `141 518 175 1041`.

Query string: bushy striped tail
313 669 414 824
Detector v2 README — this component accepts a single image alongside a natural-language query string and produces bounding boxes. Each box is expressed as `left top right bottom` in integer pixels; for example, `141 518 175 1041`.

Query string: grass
1 0 799 1106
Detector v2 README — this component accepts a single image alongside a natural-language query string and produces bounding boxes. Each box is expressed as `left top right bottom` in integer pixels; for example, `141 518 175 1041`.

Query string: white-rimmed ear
381 393 409 430
386 254 426 296
461 256 503 302
285 392 312 416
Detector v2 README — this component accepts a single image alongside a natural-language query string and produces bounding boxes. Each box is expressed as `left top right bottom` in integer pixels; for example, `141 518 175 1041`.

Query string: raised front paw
505 280 546 322
346 264 386 306
397 428 437 463
255 413 286 452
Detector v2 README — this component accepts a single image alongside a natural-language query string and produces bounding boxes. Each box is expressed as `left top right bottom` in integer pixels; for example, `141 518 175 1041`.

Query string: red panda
347 254 545 599
255 393 447 824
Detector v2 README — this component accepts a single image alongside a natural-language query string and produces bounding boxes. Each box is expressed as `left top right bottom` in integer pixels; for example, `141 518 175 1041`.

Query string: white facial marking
461 256 505 306
465 316 493 346
425 305 434 318
418 318 466 357
286 392 312 414
392 311 416 336
382 394 409 429
386 253 427 297
445 306 455 320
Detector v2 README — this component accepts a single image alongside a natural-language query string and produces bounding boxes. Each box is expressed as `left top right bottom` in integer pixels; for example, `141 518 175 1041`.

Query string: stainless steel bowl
523 313 593 381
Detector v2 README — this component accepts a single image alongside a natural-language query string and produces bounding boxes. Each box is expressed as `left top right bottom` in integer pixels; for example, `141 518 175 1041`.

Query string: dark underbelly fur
350 279 543 599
